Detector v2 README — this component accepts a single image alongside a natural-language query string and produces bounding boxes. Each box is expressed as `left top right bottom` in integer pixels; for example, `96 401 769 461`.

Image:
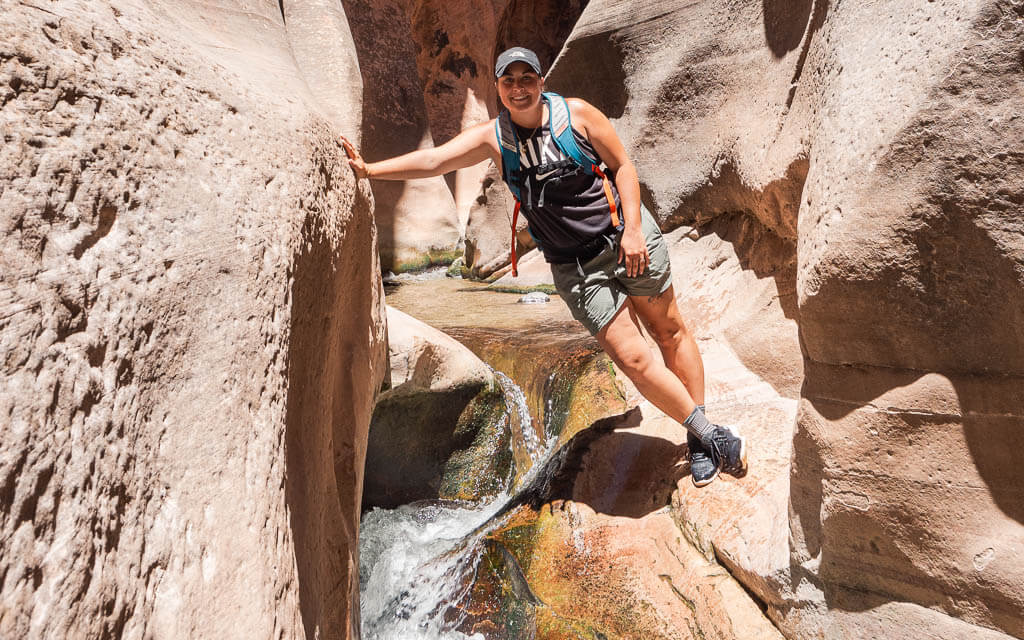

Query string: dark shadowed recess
341 0 436 272
284 175 378 640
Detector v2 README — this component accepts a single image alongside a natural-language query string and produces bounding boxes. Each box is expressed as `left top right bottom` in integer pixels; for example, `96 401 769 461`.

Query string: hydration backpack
495 92 620 276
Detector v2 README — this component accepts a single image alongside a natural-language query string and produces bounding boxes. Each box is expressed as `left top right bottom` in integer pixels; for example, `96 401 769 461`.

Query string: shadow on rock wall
762 0 828 107
546 31 627 118
498 408 691 520
284 171 379 640
763 0 816 57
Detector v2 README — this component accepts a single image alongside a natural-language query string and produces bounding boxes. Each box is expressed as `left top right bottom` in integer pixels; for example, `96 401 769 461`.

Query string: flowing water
359 369 553 640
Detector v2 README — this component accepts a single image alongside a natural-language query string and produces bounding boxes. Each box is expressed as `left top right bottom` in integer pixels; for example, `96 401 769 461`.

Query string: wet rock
365 307 511 508
518 292 550 304
456 410 785 640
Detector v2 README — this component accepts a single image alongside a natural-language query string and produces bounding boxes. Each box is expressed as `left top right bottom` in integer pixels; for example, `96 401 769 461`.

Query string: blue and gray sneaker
703 425 747 477
687 431 719 487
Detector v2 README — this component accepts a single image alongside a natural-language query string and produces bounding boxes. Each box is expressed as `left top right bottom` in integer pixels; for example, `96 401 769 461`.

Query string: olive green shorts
551 206 673 336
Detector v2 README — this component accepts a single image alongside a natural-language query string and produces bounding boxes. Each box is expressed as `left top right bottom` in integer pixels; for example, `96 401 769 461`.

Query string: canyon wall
547 0 1024 638
0 1 386 639
4 0 1021 639
345 0 587 273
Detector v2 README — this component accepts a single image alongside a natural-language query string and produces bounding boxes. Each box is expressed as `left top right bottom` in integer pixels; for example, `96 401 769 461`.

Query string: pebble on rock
518 292 550 304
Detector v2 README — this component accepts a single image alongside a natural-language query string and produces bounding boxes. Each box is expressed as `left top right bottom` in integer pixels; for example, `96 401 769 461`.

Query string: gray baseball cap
494 47 542 77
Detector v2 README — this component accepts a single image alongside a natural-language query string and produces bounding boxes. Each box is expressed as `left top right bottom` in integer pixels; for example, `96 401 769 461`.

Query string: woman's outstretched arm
340 120 498 181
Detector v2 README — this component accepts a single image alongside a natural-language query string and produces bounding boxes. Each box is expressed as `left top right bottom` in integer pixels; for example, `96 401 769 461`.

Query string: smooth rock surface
364 306 508 507
0 2 386 639
490 248 553 291
549 0 1024 637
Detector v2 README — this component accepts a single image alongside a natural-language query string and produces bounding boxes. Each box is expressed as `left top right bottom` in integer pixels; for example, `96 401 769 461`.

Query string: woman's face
496 62 543 113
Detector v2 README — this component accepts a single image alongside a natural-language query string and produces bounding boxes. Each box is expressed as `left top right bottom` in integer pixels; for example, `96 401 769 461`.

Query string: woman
341 47 747 485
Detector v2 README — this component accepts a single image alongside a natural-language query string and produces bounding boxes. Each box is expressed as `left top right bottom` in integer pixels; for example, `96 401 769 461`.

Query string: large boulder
549 0 1024 638
464 162 536 279
0 2 386 639
365 306 510 508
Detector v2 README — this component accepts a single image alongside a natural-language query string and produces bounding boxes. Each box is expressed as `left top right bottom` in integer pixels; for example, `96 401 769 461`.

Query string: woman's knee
610 344 654 379
650 319 690 350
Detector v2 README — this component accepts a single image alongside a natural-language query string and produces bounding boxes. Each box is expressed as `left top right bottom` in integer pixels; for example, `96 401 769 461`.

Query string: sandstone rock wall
548 0 1024 638
342 0 461 273
0 2 385 638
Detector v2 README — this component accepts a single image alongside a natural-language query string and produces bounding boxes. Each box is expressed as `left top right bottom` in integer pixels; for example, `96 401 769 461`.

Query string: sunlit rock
0 2 384 638
550 0 1024 637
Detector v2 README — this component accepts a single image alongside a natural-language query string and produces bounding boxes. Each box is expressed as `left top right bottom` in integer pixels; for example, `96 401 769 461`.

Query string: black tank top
511 121 621 263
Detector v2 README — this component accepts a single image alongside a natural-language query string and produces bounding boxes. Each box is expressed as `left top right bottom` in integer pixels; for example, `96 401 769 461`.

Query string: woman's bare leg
628 284 705 406
595 300 698 424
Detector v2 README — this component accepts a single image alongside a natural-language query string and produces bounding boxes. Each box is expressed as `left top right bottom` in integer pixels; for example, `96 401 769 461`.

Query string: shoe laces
707 429 740 473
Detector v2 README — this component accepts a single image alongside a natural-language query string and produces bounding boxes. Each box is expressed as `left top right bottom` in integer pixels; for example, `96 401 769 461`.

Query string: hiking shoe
704 425 747 477
687 431 719 487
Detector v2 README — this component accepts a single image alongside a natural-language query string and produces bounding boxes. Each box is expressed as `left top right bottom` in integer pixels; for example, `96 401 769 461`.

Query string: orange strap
510 199 521 277
591 165 620 228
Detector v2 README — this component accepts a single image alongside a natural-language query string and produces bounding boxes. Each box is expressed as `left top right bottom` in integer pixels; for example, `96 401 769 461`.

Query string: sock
686 405 707 449
683 405 714 442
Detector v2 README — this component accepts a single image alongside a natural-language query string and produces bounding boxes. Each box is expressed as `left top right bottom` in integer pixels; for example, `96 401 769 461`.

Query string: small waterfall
494 369 544 459
359 371 553 640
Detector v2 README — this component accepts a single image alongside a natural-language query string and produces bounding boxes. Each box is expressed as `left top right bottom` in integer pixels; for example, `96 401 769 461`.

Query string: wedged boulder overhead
0 2 385 639
548 0 1024 638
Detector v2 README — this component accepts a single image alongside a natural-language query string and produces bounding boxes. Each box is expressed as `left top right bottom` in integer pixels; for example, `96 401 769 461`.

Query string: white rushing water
359 372 550 640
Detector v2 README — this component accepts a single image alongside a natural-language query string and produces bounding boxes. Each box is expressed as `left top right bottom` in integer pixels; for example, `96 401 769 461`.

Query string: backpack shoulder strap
544 92 621 230
495 110 522 201
543 92 597 171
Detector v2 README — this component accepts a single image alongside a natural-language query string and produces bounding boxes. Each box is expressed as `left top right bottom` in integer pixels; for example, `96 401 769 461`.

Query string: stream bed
359 272 619 639
359 367 554 640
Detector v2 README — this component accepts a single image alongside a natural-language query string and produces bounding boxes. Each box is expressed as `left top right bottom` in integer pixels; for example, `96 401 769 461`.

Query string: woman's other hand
618 226 649 278
339 135 369 179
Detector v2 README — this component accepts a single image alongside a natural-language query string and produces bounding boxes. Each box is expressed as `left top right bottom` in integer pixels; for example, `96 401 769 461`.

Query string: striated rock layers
0 2 386 639
547 0 1024 638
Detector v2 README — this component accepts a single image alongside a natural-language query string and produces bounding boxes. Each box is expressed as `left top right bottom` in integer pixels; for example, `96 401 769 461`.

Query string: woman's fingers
627 250 649 277
339 135 358 159
338 135 368 179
